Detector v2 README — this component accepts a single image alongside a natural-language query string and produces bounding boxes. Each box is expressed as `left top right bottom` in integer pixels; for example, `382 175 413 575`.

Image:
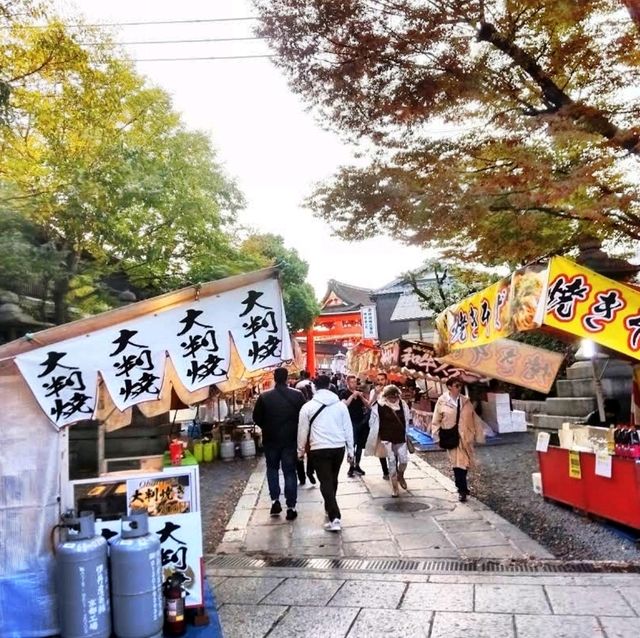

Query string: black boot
453 467 469 501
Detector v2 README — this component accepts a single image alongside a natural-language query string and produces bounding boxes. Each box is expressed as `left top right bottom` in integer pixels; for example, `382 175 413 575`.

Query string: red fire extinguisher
163 573 187 636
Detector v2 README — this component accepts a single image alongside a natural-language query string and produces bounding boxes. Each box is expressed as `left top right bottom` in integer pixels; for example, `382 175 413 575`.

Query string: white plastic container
220 435 235 462
532 472 543 496
240 435 256 458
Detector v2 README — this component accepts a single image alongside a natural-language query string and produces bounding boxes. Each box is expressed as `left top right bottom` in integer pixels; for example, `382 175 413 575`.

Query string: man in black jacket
253 367 305 521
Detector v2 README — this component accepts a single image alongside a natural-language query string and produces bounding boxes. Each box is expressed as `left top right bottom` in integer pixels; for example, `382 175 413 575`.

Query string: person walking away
369 371 391 480
367 385 412 497
295 370 315 400
339 374 370 477
298 375 354 532
253 368 305 520
294 370 317 486
431 377 485 502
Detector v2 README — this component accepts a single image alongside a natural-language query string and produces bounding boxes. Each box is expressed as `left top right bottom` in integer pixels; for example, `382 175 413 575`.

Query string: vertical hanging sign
15 343 99 428
360 305 379 340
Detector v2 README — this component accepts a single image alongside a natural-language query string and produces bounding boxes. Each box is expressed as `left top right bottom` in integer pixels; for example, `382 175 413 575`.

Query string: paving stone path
216 454 552 560
206 566 640 638
208 454 640 637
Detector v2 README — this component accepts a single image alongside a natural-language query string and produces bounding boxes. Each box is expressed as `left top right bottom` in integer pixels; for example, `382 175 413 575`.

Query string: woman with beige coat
431 377 485 502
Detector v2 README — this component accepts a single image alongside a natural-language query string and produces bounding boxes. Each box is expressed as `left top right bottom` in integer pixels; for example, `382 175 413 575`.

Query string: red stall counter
538 446 640 530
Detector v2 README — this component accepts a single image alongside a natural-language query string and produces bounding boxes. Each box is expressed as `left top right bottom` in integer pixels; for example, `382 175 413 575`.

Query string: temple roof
320 280 374 315
373 269 438 296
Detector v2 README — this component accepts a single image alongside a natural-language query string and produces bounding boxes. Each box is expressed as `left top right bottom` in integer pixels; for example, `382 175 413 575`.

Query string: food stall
0 267 294 637
435 255 640 528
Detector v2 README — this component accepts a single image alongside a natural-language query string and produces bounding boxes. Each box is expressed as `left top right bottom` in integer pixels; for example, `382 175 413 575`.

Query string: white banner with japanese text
16 277 291 427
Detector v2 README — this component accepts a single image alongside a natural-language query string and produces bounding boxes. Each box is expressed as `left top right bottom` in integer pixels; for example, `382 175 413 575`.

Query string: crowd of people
252 367 483 532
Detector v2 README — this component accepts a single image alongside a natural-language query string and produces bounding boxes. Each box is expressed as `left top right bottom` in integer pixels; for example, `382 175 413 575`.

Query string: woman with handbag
432 377 485 502
366 384 412 498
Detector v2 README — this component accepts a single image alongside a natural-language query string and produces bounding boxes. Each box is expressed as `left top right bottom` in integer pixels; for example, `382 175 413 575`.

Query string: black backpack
299 382 314 402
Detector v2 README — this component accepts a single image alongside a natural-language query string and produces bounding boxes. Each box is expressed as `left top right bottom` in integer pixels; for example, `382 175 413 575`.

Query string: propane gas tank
110 513 163 638
56 511 111 638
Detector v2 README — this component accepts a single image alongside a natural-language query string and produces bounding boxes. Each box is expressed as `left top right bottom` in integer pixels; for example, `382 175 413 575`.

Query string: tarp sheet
0 367 61 636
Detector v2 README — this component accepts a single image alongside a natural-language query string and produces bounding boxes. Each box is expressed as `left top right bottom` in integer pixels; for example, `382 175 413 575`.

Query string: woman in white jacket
366 385 411 497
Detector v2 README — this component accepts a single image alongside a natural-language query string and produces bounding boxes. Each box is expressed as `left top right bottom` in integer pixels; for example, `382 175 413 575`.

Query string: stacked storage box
481 393 527 433
510 409 528 432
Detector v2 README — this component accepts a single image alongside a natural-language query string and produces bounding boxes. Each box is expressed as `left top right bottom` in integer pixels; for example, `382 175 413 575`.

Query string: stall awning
379 338 484 384
436 255 640 363
439 338 564 394
0 267 294 428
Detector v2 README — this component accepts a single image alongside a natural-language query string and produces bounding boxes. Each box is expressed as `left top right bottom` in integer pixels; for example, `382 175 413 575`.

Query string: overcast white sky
58 0 428 296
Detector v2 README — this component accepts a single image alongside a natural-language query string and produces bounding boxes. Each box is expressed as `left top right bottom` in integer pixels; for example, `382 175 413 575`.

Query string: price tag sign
536 432 550 453
595 451 613 478
569 450 582 479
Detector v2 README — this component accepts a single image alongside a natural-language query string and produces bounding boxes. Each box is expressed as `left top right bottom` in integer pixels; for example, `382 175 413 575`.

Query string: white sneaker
323 519 342 532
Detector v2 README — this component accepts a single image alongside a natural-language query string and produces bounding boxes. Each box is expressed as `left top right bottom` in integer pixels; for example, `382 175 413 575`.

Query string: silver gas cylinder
56 511 111 638
110 513 163 638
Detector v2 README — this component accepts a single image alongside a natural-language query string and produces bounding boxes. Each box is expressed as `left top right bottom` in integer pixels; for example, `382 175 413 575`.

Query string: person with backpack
298 375 354 532
293 370 317 487
431 377 485 502
295 370 316 400
252 367 305 521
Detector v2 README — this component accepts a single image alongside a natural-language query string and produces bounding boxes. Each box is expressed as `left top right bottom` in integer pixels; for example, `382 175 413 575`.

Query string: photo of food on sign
127 475 191 516
509 264 548 333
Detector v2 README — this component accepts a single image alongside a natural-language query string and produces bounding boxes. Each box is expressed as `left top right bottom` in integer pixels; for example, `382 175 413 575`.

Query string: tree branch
8 36 63 83
477 21 640 154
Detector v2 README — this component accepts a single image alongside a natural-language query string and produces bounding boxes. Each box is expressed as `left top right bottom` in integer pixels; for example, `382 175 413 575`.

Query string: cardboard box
510 410 528 432
487 393 511 405
481 401 512 432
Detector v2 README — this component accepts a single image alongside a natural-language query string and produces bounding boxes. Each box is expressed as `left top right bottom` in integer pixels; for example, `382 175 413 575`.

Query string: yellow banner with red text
544 256 640 361
437 263 549 352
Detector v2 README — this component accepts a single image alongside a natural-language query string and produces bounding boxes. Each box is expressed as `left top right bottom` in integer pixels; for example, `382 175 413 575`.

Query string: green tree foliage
0 5 245 322
241 233 320 331
257 1 640 266
407 258 500 317
0 206 65 301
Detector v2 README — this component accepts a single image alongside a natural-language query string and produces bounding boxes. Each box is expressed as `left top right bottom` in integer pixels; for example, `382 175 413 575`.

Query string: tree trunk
52 250 80 325
477 22 640 154
52 278 69 325
623 0 640 30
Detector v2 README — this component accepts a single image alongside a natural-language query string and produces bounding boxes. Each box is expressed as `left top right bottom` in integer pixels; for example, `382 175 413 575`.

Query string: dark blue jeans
264 445 298 508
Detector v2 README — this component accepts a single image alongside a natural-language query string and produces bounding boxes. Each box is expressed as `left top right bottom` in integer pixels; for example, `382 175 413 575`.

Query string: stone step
532 414 580 430
556 377 633 398
511 399 547 416
565 360 633 381
543 397 595 417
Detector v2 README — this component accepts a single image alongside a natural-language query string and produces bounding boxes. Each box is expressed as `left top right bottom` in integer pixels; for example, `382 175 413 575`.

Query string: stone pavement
216 453 552 560
209 454 640 637
206 565 640 637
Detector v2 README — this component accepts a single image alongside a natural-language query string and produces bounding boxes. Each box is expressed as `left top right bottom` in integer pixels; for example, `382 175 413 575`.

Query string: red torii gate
297 311 365 375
